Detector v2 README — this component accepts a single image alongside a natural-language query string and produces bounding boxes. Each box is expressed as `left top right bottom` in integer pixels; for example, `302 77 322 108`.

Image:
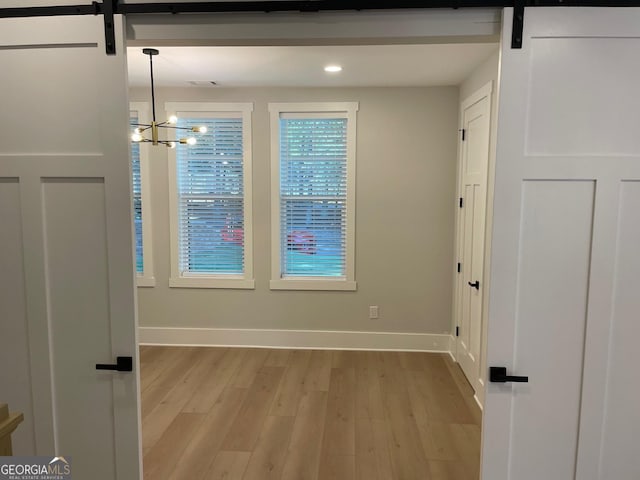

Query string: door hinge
457 262 461 273
459 197 464 208
459 128 466 141
455 326 460 337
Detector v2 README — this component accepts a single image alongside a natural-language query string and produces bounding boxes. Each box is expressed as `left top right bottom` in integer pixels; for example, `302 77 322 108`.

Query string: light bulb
168 115 178 124
324 65 342 73
186 137 197 146
168 142 176 149
198 126 207 133
131 133 143 142
134 128 141 134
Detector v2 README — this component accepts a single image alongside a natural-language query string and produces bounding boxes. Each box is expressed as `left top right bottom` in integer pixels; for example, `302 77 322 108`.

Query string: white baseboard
448 335 457 361
474 393 484 411
139 327 453 352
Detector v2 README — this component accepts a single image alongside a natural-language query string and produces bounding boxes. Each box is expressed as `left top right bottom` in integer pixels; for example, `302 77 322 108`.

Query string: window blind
176 116 245 275
130 112 143 274
279 117 348 277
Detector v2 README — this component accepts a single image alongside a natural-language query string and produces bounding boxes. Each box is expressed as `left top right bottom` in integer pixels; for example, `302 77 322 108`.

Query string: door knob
468 280 480 290
96 356 133 372
489 366 528 383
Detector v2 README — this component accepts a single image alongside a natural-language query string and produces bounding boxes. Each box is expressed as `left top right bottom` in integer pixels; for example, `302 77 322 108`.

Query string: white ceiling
127 44 498 88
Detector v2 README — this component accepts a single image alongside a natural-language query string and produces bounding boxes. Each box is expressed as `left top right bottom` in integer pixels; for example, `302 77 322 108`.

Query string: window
167 102 254 289
269 102 358 291
129 103 155 287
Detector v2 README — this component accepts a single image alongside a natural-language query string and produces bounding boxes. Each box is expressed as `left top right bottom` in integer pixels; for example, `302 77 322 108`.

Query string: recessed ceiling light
324 65 342 73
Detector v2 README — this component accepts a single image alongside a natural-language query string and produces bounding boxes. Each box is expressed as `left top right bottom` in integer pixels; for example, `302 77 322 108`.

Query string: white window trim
130 102 155 287
166 102 254 289
268 102 358 291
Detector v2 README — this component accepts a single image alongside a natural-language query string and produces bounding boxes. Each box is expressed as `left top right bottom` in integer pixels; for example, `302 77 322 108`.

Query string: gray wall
132 86 459 334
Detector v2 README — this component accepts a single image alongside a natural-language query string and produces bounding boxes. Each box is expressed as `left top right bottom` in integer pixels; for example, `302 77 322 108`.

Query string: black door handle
489 366 528 383
468 280 480 290
96 356 133 372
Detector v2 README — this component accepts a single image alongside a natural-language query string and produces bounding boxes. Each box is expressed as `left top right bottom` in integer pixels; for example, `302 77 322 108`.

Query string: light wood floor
140 346 481 480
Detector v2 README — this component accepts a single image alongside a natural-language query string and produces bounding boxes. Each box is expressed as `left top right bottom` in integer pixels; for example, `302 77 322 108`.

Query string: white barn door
0 15 141 479
483 7 640 480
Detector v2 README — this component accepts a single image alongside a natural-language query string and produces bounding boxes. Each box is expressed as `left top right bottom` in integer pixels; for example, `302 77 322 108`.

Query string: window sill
270 279 357 291
170 276 255 289
137 276 156 288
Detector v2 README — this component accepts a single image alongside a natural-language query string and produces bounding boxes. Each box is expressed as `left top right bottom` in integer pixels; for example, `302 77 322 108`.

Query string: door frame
6 4 637 479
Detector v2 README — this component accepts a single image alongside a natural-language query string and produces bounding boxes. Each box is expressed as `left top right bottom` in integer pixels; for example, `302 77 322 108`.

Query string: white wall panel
599 180 640 480
42 178 117 479
527 38 640 156
0 178 36 455
509 180 595 480
1 47 101 154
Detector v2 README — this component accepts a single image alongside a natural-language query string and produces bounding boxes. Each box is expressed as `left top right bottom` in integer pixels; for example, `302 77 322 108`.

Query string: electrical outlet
369 305 379 319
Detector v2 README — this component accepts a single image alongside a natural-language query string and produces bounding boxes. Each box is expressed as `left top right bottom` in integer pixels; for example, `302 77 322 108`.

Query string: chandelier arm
159 125 192 131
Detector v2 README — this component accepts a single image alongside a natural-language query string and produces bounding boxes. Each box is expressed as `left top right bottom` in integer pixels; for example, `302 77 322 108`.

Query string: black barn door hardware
3 1 640 55
489 366 528 383
96 356 133 372
511 1 525 48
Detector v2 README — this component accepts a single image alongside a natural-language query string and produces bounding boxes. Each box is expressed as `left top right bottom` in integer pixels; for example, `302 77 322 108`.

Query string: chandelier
130 48 206 148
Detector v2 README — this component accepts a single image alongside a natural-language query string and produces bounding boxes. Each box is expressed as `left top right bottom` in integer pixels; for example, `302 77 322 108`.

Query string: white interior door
483 7 640 480
455 82 492 395
0 15 141 479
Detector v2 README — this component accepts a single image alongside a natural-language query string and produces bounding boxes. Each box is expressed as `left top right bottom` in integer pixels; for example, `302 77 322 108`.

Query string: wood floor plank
230 349 270 388
182 348 245 414
205 451 251 480
318 455 356 480
303 350 332 392
428 460 469 480
139 345 163 366
270 350 312 416
414 357 476 424
264 349 292 367
355 416 380 480
404 370 457 461
168 387 249 480
332 350 360 369
143 348 222 449
280 391 328 480
142 347 201 418
223 366 285 451
442 356 483 426
450 424 481 478
143 413 204 480
379 368 432 479
241 415 295 480
398 351 429 371
371 418 395 480
141 347 193 396
322 368 356 456
355 359 384 421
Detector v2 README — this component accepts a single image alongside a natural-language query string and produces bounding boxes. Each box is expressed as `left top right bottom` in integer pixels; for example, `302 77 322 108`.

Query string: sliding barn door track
2 0 640 54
